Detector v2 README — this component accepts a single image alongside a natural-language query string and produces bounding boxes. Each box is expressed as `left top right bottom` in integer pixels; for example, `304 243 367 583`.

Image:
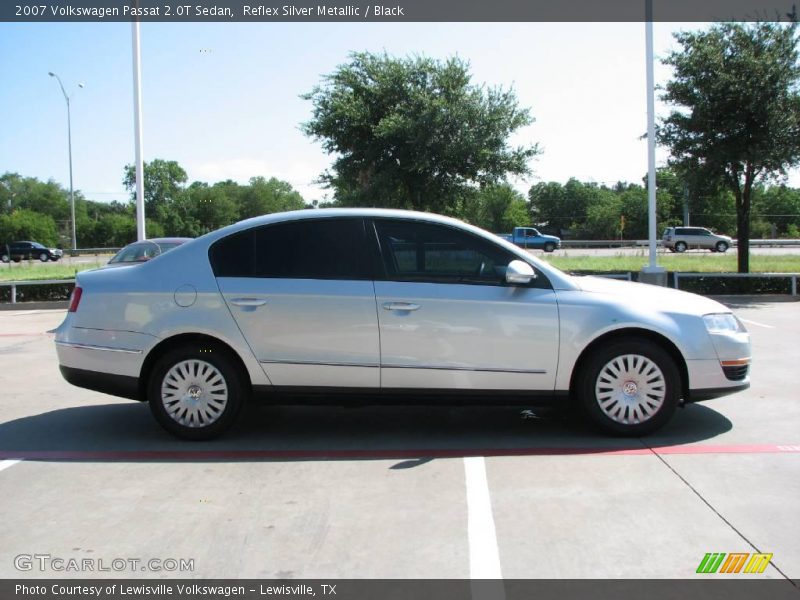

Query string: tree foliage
302 52 538 212
658 22 800 272
0 209 59 247
123 159 188 219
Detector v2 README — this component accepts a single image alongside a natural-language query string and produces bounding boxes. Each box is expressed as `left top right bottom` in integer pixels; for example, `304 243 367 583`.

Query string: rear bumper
59 366 142 401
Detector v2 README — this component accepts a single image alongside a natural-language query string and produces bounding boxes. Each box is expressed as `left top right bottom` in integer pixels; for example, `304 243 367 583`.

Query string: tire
715 241 728 253
147 344 248 440
543 242 556 253
575 338 680 436
12 257 20 263
674 241 687 253
1 254 8 263
39 253 49 262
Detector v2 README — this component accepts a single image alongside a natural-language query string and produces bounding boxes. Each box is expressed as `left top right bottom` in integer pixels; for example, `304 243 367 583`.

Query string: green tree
0 209 59 246
239 177 305 219
302 52 538 212
458 183 529 232
658 22 800 272
753 185 800 236
123 159 188 220
0 172 70 220
185 182 240 235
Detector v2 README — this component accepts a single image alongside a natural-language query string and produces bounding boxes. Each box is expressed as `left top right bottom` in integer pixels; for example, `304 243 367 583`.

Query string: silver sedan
54 209 751 439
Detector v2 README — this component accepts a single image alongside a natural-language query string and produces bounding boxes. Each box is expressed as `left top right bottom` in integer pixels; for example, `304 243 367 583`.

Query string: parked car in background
106 238 192 266
662 227 733 253
498 227 561 252
1 241 63 263
54 209 750 441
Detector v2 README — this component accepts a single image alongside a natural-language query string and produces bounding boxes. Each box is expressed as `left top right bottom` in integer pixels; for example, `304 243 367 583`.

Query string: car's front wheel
148 345 247 440
715 241 729 253
1 253 8 263
544 242 556 253
575 339 680 436
674 241 687 253
39 252 49 262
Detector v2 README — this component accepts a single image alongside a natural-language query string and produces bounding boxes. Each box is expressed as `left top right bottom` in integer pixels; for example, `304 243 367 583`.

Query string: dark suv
1 241 63 263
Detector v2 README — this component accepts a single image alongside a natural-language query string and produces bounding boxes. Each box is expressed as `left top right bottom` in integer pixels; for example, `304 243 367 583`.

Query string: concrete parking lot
0 299 798 581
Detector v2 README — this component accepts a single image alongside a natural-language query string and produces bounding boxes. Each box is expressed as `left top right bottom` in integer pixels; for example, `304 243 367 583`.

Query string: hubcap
161 359 228 428
595 354 666 425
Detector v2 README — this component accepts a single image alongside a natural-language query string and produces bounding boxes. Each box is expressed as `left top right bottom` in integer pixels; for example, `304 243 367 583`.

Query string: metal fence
0 279 75 304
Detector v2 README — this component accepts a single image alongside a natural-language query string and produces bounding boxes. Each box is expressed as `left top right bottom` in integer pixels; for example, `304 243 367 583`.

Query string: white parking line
0 459 22 473
739 318 775 329
464 456 503 579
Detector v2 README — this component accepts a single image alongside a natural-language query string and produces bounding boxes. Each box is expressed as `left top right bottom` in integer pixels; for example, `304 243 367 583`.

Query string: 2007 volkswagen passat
54 209 751 440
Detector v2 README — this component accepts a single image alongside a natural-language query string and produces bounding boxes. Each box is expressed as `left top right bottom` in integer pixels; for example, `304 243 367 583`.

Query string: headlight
703 313 746 334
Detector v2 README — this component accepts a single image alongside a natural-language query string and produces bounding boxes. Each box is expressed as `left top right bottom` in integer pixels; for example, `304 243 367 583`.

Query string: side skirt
252 386 570 407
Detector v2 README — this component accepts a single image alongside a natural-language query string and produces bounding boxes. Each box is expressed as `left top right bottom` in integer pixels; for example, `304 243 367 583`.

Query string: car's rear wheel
1 254 8 263
674 241 687 253
575 339 680 436
148 345 247 440
544 242 556 253
715 241 729 253
39 252 49 262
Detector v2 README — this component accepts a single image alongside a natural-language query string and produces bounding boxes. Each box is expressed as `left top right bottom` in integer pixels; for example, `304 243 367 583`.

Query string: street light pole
49 72 82 252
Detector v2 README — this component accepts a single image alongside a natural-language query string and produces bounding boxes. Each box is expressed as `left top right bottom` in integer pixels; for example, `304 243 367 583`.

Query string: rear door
211 218 380 388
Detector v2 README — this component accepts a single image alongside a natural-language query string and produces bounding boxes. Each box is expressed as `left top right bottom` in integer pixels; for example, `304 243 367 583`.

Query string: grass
0 261 105 282
541 252 800 273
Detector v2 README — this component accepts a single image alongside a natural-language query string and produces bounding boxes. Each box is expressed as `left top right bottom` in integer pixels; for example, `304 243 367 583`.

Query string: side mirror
505 260 536 285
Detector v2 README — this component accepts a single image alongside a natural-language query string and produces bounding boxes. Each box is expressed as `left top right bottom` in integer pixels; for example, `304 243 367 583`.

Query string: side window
210 219 369 280
374 219 524 286
255 219 368 279
209 229 255 277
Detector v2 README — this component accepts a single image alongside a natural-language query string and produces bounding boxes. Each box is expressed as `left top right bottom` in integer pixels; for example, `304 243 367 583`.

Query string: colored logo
696 552 773 574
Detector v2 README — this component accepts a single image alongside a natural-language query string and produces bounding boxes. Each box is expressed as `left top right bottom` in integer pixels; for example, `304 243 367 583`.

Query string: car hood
573 275 729 316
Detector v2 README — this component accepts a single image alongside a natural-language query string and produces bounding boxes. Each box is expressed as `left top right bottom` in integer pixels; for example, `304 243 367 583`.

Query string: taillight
68 286 83 312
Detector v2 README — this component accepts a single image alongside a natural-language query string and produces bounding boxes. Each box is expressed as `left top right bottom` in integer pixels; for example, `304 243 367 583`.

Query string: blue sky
2 21 798 204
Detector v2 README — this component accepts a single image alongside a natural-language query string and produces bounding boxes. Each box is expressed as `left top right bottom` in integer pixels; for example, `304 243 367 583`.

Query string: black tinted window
374 219 518 285
209 229 256 277
210 218 369 280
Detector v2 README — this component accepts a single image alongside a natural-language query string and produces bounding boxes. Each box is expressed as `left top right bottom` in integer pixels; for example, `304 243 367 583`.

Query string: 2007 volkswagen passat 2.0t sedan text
54 209 751 440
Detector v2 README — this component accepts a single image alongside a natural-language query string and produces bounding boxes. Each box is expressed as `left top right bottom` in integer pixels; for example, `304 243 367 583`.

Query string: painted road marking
739 318 775 329
0 459 22 472
1 444 797 462
464 456 503 579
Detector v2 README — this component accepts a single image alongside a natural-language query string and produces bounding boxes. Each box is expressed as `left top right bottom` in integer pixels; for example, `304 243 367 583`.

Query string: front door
371 219 560 393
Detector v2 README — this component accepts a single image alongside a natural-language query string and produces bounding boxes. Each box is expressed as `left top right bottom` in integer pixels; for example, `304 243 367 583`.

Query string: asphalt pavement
0 300 797 581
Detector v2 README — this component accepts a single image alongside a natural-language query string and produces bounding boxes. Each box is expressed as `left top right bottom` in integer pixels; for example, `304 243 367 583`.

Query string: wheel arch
569 327 689 399
138 333 252 401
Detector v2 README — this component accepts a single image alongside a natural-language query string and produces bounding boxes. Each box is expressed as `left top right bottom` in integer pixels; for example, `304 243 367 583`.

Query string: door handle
230 297 267 307
382 302 420 311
